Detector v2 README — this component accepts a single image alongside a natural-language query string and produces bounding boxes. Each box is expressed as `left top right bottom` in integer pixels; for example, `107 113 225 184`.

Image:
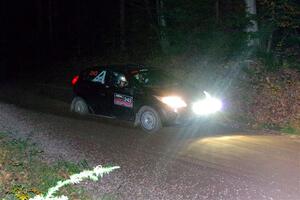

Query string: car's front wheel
71 97 89 115
138 106 162 133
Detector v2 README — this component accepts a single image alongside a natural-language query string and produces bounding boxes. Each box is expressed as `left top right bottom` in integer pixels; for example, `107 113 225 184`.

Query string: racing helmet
116 74 128 87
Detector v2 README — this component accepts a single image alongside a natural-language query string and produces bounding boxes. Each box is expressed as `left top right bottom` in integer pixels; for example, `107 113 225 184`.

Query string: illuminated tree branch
30 165 120 200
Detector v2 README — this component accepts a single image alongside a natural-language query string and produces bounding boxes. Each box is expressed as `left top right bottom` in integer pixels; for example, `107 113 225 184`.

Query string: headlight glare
192 91 222 115
156 96 187 109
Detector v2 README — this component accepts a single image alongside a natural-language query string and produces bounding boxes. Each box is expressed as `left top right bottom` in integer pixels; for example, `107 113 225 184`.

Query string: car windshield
132 69 179 88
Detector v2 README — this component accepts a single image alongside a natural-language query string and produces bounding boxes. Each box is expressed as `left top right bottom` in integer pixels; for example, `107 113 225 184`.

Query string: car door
110 71 135 120
86 68 112 116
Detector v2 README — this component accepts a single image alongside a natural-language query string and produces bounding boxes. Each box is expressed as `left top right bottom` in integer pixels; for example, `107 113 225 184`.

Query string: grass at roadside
0 132 91 200
281 125 300 135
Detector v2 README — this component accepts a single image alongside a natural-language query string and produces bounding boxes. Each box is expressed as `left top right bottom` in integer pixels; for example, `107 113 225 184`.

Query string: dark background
0 0 299 81
1 1 122 76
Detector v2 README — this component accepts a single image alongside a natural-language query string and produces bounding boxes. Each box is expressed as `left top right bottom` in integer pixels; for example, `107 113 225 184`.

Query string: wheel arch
71 96 95 114
134 104 166 127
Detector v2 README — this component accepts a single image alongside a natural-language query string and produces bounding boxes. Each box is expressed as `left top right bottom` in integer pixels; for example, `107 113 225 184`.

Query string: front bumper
160 106 213 126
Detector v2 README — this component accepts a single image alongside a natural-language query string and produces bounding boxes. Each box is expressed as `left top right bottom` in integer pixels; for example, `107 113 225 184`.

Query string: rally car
70 64 222 133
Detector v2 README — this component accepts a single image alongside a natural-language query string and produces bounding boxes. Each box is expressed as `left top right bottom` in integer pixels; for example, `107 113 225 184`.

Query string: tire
71 97 89 115
137 106 162 133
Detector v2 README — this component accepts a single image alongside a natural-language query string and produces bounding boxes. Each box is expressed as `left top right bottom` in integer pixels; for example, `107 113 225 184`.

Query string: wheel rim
141 111 156 131
74 101 85 113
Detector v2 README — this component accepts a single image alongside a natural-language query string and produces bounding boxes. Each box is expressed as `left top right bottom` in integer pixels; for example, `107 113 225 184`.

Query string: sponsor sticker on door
114 93 133 108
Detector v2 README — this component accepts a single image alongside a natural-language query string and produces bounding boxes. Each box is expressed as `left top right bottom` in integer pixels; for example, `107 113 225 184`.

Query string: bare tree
244 0 259 46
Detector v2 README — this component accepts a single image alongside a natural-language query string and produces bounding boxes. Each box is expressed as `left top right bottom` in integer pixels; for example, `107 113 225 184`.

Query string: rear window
81 68 107 84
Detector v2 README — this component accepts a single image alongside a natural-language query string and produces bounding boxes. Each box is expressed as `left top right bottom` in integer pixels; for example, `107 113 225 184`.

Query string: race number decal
92 70 106 84
114 93 133 108
89 70 98 76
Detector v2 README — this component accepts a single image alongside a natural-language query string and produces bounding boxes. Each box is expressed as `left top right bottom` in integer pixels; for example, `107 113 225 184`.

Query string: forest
0 0 299 131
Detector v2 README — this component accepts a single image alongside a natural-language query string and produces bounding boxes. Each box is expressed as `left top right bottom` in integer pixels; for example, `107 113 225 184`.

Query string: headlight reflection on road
199 135 246 144
184 135 247 155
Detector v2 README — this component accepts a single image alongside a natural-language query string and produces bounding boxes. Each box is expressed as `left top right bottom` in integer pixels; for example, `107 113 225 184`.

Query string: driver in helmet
117 74 128 88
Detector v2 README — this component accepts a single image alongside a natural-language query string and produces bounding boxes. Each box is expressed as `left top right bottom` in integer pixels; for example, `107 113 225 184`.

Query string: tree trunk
156 0 170 54
0 0 6 48
144 0 160 36
120 0 126 52
0 0 7 80
267 31 273 53
36 0 43 34
36 0 43 61
215 0 220 24
48 0 53 48
76 0 81 56
244 0 259 46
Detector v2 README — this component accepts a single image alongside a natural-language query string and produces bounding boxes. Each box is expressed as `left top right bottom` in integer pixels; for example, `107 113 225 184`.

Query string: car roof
86 64 150 73
109 64 146 72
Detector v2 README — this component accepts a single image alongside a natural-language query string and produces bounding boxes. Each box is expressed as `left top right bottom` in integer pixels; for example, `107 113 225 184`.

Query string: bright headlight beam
156 96 187 109
192 91 222 115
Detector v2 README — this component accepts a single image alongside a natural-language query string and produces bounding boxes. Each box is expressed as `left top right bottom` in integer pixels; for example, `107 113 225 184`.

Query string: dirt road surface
0 85 299 200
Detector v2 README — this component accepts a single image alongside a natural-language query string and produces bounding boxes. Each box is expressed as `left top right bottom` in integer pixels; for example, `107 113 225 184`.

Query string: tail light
71 75 79 85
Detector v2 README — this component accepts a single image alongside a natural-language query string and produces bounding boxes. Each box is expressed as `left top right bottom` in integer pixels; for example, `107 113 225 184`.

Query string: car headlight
192 91 222 115
156 96 187 109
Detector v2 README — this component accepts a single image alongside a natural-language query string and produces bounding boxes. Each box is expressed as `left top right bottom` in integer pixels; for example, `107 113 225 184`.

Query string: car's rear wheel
138 106 162 133
71 97 89 115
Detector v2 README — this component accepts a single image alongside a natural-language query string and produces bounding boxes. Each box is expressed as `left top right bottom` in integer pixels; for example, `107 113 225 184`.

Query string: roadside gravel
0 100 299 200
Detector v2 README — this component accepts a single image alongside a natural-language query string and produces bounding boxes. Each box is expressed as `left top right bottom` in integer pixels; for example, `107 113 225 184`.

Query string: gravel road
0 85 299 200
